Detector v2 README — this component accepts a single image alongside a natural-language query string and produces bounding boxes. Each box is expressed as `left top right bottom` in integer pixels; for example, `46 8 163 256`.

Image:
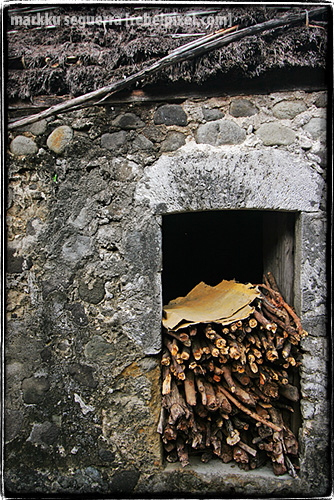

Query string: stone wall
5 90 329 496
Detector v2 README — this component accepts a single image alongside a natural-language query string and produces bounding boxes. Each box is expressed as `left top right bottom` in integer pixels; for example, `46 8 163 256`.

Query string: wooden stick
162 366 172 395
224 419 240 446
166 329 191 346
163 336 179 357
184 370 197 406
195 376 207 406
157 406 167 434
218 365 236 393
253 310 277 332
192 338 203 361
161 348 171 366
248 318 258 329
282 340 292 359
278 383 299 402
203 381 219 411
218 386 282 432
214 386 232 414
189 326 198 337
180 346 191 360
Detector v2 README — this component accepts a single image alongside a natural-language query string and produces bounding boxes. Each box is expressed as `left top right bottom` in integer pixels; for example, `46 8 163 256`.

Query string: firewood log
189 326 197 336
232 381 257 408
207 340 220 358
228 339 241 359
203 381 219 411
176 437 189 467
164 380 190 425
230 322 239 333
218 365 236 393
248 317 258 329
165 329 191 346
195 376 207 406
192 338 203 361
171 355 186 380
233 445 249 463
201 451 213 463
215 385 232 414
282 340 292 359
278 383 299 402
163 424 177 441
211 433 222 456
184 370 197 406
253 310 277 333
166 450 178 462
163 336 179 357
247 354 258 373
220 444 233 463
233 372 251 386
161 348 171 366
162 366 172 395
180 346 191 360
224 419 241 446
261 295 289 324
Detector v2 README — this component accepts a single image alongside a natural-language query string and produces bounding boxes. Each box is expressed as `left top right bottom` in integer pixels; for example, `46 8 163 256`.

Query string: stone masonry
5 90 329 496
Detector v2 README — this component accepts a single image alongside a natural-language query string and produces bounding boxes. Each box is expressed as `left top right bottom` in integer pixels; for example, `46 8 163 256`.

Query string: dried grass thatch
6 5 329 100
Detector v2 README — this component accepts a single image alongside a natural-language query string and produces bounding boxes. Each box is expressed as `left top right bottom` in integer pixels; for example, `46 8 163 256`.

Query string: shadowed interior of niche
162 210 264 305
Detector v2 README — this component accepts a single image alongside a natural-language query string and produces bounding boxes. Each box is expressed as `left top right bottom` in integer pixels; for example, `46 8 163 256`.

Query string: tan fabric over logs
162 280 260 331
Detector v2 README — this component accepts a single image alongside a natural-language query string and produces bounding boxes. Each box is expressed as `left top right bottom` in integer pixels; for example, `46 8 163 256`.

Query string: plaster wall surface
5 90 329 496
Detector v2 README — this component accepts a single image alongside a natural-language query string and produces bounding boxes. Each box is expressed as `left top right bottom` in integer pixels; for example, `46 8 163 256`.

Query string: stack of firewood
158 273 306 477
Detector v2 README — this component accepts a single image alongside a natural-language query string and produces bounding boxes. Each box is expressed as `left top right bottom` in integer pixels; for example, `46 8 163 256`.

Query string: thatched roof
6 4 329 100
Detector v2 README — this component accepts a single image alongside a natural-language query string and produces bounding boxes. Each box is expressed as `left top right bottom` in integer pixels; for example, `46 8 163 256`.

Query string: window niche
161 209 300 467
162 210 296 305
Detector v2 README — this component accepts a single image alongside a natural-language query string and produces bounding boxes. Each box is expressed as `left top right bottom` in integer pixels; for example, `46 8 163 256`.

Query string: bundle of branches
158 273 306 477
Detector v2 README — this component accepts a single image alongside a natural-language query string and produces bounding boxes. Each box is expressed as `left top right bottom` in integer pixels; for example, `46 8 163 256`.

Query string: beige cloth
163 279 260 331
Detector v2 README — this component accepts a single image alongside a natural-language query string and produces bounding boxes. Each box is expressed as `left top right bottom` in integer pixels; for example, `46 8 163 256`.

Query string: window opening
161 209 301 472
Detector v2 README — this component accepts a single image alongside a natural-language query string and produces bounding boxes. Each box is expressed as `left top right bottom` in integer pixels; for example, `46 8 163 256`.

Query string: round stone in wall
101 131 127 150
229 99 257 117
202 107 224 122
255 123 296 146
47 125 73 153
22 119 48 136
196 119 246 145
303 117 326 140
10 135 38 155
314 93 327 108
272 100 307 119
160 131 186 151
112 113 144 129
154 104 188 126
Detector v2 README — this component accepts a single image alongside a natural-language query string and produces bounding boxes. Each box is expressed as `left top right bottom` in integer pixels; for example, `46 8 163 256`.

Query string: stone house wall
5 90 329 496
